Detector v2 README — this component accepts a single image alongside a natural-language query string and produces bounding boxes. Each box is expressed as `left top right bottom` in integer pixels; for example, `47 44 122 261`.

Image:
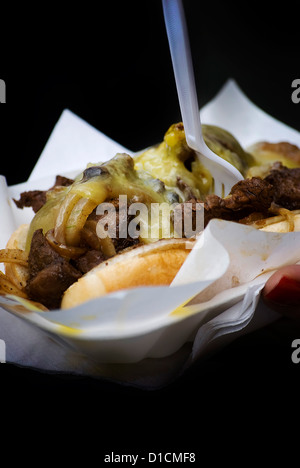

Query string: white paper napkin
201 79 300 147
28 109 132 182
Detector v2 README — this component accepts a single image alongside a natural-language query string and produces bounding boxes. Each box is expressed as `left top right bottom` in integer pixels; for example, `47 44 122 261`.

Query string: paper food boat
0 80 299 385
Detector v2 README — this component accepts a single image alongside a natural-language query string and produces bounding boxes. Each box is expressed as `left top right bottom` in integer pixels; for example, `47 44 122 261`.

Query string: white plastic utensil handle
162 0 205 153
162 0 244 190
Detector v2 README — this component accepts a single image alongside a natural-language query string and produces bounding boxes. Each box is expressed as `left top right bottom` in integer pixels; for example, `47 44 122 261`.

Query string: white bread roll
61 238 195 309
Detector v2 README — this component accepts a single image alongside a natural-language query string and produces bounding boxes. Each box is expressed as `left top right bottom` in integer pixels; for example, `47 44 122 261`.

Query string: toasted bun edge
61 239 193 309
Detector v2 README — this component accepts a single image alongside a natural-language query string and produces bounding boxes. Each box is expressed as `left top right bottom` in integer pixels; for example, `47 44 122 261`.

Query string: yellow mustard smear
5 295 47 312
3 295 82 336
170 293 197 317
52 322 82 336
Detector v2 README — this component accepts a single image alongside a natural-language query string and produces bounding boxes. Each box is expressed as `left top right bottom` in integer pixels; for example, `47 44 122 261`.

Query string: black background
1 0 300 461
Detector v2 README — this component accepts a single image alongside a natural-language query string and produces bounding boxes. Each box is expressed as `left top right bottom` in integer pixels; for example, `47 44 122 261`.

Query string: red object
265 275 300 306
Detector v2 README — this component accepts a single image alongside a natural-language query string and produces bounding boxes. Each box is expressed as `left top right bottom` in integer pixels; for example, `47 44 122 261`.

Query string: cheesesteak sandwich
1 123 300 310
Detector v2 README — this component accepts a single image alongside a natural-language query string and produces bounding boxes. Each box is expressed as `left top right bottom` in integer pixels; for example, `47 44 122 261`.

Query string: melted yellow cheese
134 123 213 200
26 123 254 250
26 153 180 249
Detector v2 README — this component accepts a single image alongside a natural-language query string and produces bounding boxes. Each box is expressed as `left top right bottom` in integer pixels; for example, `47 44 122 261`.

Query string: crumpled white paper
0 79 299 389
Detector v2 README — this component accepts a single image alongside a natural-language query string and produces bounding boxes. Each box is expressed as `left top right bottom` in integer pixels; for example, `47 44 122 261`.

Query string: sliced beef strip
27 262 81 310
73 249 106 275
184 166 300 229
113 236 140 253
27 228 64 279
54 175 75 187
85 198 141 253
14 175 74 213
14 190 48 214
26 229 81 309
164 178 274 236
203 177 274 226
264 162 300 210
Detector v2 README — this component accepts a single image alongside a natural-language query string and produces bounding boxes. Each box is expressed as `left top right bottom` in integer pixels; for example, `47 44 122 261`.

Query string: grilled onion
0 248 28 266
45 229 87 259
65 197 98 246
0 271 28 298
53 192 81 244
